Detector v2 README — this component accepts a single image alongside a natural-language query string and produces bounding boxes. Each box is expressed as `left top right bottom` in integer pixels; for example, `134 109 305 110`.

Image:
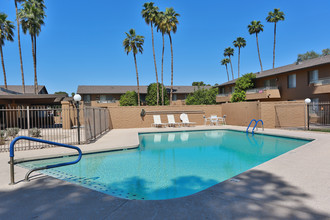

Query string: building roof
0 85 47 95
77 85 213 95
218 55 330 87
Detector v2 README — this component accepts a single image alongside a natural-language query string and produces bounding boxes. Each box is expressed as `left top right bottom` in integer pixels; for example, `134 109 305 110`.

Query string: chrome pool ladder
246 119 264 135
9 136 82 185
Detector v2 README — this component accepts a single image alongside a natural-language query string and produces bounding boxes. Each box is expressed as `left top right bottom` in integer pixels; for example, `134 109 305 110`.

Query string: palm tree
233 37 246 78
0 13 15 90
163 7 179 105
224 47 234 80
142 2 160 105
266 9 285 69
155 11 166 106
248 20 264 72
15 0 26 93
19 0 46 94
220 58 230 81
123 29 144 106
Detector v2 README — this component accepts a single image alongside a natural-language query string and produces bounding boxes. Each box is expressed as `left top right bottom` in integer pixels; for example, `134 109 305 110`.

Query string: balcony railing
311 77 330 86
97 100 118 103
246 86 278 94
217 93 232 97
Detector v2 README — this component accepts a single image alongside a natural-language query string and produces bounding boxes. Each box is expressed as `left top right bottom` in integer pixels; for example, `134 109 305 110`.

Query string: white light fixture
305 98 311 104
74 94 82 102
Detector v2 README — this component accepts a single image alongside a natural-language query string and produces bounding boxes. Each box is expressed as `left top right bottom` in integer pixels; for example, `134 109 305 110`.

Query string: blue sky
1 0 329 94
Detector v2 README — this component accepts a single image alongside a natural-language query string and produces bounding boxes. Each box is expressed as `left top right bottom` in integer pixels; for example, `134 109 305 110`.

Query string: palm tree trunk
238 47 241 78
31 35 38 94
161 33 165 106
225 65 229 81
133 53 140 106
34 35 37 68
256 33 263 72
169 33 173 105
229 57 234 80
0 46 8 89
273 22 276 69
151 23 159 105
15 0 25 94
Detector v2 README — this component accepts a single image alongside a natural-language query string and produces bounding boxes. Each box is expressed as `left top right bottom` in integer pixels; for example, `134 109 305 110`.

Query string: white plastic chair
152 115 167 128
218 115 227 125
180 113 196 127
167 115 182 127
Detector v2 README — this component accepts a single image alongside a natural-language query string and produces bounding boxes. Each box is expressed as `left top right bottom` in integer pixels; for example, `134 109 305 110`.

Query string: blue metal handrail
246 119 257 134
9 136 82 185
252 120 264 135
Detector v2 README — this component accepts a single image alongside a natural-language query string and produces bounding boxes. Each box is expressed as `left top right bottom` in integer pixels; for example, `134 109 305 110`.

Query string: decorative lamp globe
74 94 82 102
305 98 311 104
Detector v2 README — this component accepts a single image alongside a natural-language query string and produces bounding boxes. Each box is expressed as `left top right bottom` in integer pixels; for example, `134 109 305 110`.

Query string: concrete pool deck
0 126 330 219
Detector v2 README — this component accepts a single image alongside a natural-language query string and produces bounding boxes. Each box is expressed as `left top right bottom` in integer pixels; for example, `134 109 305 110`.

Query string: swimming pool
19 130 311 200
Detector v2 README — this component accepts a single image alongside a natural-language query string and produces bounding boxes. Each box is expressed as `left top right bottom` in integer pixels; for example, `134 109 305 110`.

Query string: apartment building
77 85 212 106
217 55 330 104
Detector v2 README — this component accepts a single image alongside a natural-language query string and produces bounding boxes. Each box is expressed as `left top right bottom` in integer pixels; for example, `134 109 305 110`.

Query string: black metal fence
0 106 111 152
308 102 330 129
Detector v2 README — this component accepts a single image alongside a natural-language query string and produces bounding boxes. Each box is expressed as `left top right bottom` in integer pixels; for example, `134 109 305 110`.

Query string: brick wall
107 105 222 129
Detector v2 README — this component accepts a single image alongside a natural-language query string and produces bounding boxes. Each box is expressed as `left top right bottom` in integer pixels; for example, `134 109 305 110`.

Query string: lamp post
305 98 311 130
74 94 82 144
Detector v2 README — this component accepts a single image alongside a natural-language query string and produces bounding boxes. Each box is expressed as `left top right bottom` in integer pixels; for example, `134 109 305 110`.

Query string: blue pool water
19 130 310 200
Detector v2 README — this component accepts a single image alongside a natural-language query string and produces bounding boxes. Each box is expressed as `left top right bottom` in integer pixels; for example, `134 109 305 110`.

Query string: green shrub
6 127 20 138
145 83 169 106
29 128 42 137
186 87 217 105
120 91 138 106
231 73 256 102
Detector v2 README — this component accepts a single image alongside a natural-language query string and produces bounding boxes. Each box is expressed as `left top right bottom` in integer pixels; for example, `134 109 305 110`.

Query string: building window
99 95 115 103
172 94 177 101
308 70 318 84
83 95 91 103
264 78 276 88
231 86 235 93
288 74 296 88
219 87 225 94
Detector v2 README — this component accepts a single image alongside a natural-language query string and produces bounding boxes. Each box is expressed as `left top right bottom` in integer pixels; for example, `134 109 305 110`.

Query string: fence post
93 108 96 139
99 109 102 135
27 106 30 130
307 103 310 130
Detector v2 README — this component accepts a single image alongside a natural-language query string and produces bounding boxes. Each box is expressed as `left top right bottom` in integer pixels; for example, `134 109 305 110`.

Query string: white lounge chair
167 114 182 127
180 113 196 127
152 115 167 128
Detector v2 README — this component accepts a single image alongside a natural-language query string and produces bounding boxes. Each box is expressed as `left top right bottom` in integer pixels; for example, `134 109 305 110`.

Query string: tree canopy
120 91 138 106
297 48 330 62
186 87 217 105
231 73 256 102
145 83 169 106
192 81 210 86
54 91 68 96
